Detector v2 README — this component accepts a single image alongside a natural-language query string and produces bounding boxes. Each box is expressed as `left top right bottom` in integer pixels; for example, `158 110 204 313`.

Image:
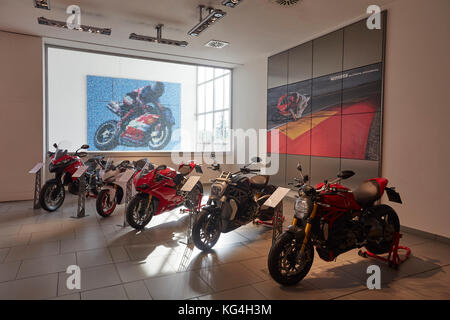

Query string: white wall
0 31 43 202
382 0 450 237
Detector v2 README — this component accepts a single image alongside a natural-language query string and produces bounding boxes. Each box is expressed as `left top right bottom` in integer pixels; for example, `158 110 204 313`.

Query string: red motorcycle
126 160 203 230
270 92 310 122
40 143 104 212
268 164 402 285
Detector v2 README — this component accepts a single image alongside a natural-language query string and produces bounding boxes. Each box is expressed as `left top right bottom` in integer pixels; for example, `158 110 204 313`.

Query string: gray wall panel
312 30 344 78
288 42 313 84
340 158 380 189
268 51 288 89
310 156 341 186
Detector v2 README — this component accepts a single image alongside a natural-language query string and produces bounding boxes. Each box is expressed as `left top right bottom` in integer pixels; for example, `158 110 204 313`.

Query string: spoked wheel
365 204 400 254
39 179 65 212
126 193 155 230
192 209 222 251
268 230 314 286
148 122 172 150
94 120 118 150
96 190 117 218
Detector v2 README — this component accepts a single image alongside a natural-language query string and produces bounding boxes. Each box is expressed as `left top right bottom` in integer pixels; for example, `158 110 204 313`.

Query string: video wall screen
267 15 385 186
46 47 231 153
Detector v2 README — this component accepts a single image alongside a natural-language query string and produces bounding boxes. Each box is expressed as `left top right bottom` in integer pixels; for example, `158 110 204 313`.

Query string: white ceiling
0 0 396 66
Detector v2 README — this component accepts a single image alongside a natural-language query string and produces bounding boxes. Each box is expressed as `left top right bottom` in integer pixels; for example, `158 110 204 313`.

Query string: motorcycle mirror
297 163 302 172
195 165 203 174
210 152 216 159
53 143 58 149
251 157 262 163
214 163 221 171
155 164 167 172
338 170 355 180
81 144 90 150
304 175 309 182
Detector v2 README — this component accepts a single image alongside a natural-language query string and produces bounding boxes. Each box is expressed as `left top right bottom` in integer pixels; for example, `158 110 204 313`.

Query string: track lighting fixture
37 17 112 35
222 0 243 8
129 24 188 47
34 0 50 10
188 5 227 36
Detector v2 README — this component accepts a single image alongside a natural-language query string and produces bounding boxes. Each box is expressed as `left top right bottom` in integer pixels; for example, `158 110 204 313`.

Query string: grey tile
76 248 113 268
0 273 58 300
252 279 331 300
108 246 130 263
199 285 267 300
124 281 152 300
17 253 76 279
50 293 81 300
81 285 128 300
0 247 9 263
0 261 21 283
115 256 176 283
5 241 60 262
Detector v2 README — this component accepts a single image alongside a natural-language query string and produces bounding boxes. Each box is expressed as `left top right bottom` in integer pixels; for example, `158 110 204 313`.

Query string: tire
192 208 222 251
96 189 117 218
268 230 314 286
148 123 172 150
365 204 400 254
39 179 65 212
126 193 155 230
94 120 118 150
184 182 203 210
68 181 79 195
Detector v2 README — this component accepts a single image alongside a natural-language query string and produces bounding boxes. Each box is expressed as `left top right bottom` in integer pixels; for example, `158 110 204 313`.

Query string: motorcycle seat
353 180 381 207
250 175 269 190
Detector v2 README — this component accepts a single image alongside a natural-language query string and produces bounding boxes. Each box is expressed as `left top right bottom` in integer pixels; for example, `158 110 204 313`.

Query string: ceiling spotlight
222 0 243 8
37 17 111 35
129 24 188 47
205 40 229 49
34 0 50 10
188 5 227 36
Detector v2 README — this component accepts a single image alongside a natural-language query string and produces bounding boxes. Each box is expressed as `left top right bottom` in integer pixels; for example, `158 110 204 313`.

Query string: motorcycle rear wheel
94 120 118 150
126 193 155 230
96 189 117 218
192 208 222 251
40 179 65 212
364 204 400 254
268 230 314 286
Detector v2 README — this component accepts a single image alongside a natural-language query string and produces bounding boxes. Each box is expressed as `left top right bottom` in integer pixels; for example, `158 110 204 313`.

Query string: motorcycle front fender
286 225 306 241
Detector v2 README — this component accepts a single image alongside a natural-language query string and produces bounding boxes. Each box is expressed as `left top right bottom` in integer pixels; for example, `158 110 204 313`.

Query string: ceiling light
129 24 188 47
37 17 111 35
222 0 243 8
205 40 229 49
188 5 227 36
34 0 50 10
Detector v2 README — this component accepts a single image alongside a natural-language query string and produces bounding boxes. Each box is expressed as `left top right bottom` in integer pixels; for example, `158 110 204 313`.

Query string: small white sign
72 166 88 179
29 162 44 174
263 187 291 208
118 169 135 183
181 176 201 192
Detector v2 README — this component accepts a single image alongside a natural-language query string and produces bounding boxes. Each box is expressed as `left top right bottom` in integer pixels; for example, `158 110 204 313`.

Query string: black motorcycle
192 157 276 251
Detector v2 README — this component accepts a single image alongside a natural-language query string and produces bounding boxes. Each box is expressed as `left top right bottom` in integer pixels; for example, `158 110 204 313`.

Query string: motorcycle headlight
210 184 223 197
294 196 312 219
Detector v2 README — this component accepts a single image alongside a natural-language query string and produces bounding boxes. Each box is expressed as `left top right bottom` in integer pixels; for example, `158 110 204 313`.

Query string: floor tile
115 256 176 283
108 246 130 263
60 235 107 253
336 283 426 300
50 293 81 300
0 233 31 249
81 284 128 300
0 273 58 300
0 225 21 237
76 248 113 268
239 256 271 281
5 241 60 262
144 271 211 300
29 229 75 244
198 285 267 300
17 253 76 279
0 261 21 283
409 241 450 266
20 222 62 235
252 278 331 300
197 262 264 292
123 281 153 300
0 247 9 263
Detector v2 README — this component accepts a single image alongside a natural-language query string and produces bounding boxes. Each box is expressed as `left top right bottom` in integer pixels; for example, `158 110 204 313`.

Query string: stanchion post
29 162 44 210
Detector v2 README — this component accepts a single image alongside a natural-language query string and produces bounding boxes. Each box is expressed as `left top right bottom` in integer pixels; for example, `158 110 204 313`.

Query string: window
196 66 231 152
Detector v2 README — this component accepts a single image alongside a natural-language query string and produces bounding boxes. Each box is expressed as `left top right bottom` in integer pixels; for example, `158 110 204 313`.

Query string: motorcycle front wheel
148 123 172 150
192 208 222 251
39 179 65 212
268 230 314 286
94 120 118 150
126 193 155 230
96 189 117 218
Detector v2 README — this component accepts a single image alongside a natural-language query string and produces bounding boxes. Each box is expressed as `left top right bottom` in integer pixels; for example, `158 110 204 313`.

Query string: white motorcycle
96 159 147 217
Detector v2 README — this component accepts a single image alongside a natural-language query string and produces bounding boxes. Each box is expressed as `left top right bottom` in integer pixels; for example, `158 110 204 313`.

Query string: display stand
71 166 88 219
358 232 411 269
179 176 202 246
117 169 136 228
263 187 290 244
29 162 44 209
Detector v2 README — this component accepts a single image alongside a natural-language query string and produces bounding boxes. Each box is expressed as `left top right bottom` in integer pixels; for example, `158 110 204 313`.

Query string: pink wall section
0 31 43 202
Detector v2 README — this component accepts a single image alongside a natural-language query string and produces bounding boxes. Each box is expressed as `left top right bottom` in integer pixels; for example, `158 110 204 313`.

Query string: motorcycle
267 163 403 285
94 99 175 151
126 160 204 230
270 92 310 122
95 159 147 218
192 157 276 251
40 143 105 212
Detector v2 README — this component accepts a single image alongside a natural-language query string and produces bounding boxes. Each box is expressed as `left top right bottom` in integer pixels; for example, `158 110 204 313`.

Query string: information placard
181 176 201 192
29 162 44 174
263 187 291 208
72 166 88 179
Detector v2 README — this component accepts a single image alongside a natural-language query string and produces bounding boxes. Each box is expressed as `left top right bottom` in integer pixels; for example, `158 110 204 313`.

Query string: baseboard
400 225 450 245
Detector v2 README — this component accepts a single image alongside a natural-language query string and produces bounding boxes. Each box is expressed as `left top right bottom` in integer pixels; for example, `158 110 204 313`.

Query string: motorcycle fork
299 203 318 256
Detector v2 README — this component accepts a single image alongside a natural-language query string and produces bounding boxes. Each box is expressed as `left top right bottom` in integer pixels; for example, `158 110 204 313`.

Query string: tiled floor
0 195 449 300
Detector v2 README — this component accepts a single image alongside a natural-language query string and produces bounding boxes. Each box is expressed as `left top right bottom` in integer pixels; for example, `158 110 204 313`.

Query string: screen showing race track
46 47 231 153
